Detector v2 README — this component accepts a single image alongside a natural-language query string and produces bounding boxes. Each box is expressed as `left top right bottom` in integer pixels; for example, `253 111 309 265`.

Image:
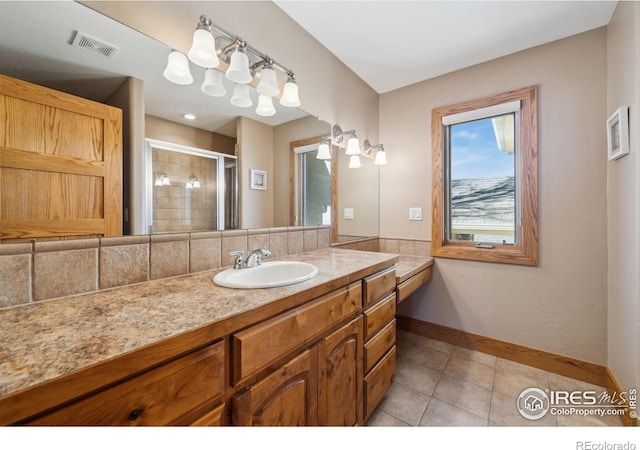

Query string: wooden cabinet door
0 74 122 241
317 316 363 426
232 348 318 426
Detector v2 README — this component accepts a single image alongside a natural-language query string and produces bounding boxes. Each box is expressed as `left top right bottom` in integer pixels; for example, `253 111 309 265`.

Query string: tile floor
366 330 623 427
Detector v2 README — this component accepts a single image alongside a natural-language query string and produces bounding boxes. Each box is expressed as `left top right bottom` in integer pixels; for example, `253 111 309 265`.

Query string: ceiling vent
71 31 120 59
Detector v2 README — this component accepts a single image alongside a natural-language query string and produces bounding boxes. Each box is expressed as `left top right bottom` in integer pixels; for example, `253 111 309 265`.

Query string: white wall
381 29 609 364
606 1 640 406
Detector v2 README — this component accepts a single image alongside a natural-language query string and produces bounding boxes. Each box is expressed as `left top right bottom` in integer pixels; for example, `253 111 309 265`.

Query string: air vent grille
71 31 120 59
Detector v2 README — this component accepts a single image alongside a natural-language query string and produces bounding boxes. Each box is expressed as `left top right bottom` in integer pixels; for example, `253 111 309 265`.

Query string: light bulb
256 95 276 117
163 51 193 85
374 149 387 165
231 84 252 108
257 67 280 96
280 79 300 107
348 155 362 169
226 48 252 84
201 68 226 97
188 28 219 68
316 142 331 160
346 136 361 155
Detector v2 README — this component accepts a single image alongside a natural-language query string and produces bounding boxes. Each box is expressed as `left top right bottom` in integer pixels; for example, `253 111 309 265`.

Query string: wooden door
317 316 363 426
232 348 318 426
0 74 122 241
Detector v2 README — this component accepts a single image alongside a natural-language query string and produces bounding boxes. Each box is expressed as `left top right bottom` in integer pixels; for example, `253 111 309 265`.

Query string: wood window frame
431 85 538 266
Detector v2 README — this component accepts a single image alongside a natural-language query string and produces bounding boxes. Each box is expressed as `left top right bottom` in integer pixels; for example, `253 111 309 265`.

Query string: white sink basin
213 261 319 289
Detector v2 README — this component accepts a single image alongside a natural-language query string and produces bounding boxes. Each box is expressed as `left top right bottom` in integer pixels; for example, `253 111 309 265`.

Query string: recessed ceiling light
183 113 196 120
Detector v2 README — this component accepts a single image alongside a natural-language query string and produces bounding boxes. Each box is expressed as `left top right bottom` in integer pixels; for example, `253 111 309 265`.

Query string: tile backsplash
0 226 332 309
0 230 430 310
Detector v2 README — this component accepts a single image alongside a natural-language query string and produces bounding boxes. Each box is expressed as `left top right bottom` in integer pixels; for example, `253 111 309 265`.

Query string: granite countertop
395 255 434 284
0 248 398 402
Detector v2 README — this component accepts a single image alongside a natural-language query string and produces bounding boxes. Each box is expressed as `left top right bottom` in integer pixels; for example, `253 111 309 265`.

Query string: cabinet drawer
30 341 225 426
364 346 396 420
233 282 362 385
364 320 396 373
363 267 396 307
364 292 396 340
397 267 432 304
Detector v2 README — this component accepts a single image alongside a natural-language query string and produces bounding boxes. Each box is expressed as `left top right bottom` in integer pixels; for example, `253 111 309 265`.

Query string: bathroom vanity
0 248 436 426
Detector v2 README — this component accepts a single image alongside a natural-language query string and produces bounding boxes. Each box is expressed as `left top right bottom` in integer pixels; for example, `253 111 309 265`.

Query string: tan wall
381 29 609 364
606 2 640 401
237 117 274 229
145 115 235 154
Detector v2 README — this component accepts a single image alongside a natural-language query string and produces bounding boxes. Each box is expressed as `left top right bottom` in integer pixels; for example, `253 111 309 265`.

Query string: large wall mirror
0 1 379 243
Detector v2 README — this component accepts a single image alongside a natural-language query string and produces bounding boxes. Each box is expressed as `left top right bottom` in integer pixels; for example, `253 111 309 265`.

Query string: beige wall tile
379 238 400 254
248 232 270 253
303 228 318 252
100 244 150 289
269 231 288 258
0 253 31 308
221 231 248 267
317 227 331 249
149 239 189 280
190 236 221 272
287 229 304 255
34 249 98 301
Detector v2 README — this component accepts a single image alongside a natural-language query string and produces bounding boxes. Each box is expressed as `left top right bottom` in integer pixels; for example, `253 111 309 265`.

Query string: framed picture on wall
607 106 629 161
250 169 267 190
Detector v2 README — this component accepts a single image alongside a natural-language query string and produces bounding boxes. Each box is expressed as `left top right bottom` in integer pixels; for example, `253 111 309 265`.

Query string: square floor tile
394 359 442 395
444 354 495 390
489 391 557 426
432 374 492 419
377 383 430 426
403 345 451 371
419 397 488 427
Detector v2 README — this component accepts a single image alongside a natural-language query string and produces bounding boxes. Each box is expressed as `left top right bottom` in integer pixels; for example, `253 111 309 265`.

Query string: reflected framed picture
607 106 629 161
250 169 267 190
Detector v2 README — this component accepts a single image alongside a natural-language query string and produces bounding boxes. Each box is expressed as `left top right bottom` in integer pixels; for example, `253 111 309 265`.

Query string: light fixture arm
332 124 357 144
363 139 384 156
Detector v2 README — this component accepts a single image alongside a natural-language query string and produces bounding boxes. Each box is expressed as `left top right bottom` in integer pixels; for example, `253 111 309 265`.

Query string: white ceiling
275 0 618 93
0 1 618 137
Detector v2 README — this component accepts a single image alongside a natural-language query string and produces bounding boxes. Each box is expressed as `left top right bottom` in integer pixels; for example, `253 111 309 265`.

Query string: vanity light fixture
256 94 276 117
163 15 301 116
332 124 361 155
348 155 362 169
187 16 219 68
364 140 388 166
316 136 332 160
163 51 193 85
155 174 171 186
186 176 201 189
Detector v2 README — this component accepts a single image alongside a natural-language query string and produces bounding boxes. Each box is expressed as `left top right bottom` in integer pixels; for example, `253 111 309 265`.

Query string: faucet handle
229 251 246 269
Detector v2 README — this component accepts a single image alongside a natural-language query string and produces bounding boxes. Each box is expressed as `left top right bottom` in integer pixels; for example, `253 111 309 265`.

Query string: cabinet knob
128 408 144 421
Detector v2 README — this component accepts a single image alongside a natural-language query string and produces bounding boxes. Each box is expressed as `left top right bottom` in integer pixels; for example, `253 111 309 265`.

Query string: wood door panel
317 316 363 426
232 348 318 426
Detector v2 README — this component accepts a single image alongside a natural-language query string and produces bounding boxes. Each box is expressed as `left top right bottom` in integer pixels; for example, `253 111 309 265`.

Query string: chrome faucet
229 248 271 269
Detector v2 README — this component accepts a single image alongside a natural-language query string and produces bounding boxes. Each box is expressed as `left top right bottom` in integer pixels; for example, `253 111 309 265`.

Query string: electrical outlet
409 207 423 221
344 208 354 220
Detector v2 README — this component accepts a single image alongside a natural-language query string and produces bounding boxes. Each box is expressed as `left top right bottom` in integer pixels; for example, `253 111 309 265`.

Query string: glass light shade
257 67 280 96
346 136 361 155
188 29 219 68
192 179 201 188
230 84 252 108
226 50 252 84
348 155 362 169
154 177 163 187
201 69 226 97
185 181 193 189
374 149 388 165
163 51 193 85
280 80 301 107
162 175 171 186
316 142 331 160
256 95 276 117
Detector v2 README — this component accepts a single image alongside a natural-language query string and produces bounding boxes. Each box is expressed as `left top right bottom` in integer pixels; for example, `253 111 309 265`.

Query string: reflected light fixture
201 68 226 97
256 95 276 117
316 136 331 160
164 15 301 116
364 140 388 166
163 51 193 85
280 73 301 107
231 83 252 108
226 41 253 84
188 16 220 68
332 124 361 155
155 174 171 186
348 155 362 169
257 59 280 97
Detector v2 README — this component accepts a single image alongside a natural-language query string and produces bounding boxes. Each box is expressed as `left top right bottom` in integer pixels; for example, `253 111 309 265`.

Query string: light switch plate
344 208 354 220
409 207 423 221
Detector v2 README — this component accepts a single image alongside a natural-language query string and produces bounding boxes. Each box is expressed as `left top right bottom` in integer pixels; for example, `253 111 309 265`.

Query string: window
290 137 335 228
431 86 538 265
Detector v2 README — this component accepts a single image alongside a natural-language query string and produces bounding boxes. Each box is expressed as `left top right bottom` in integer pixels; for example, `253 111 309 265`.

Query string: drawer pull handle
128 409 144 421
